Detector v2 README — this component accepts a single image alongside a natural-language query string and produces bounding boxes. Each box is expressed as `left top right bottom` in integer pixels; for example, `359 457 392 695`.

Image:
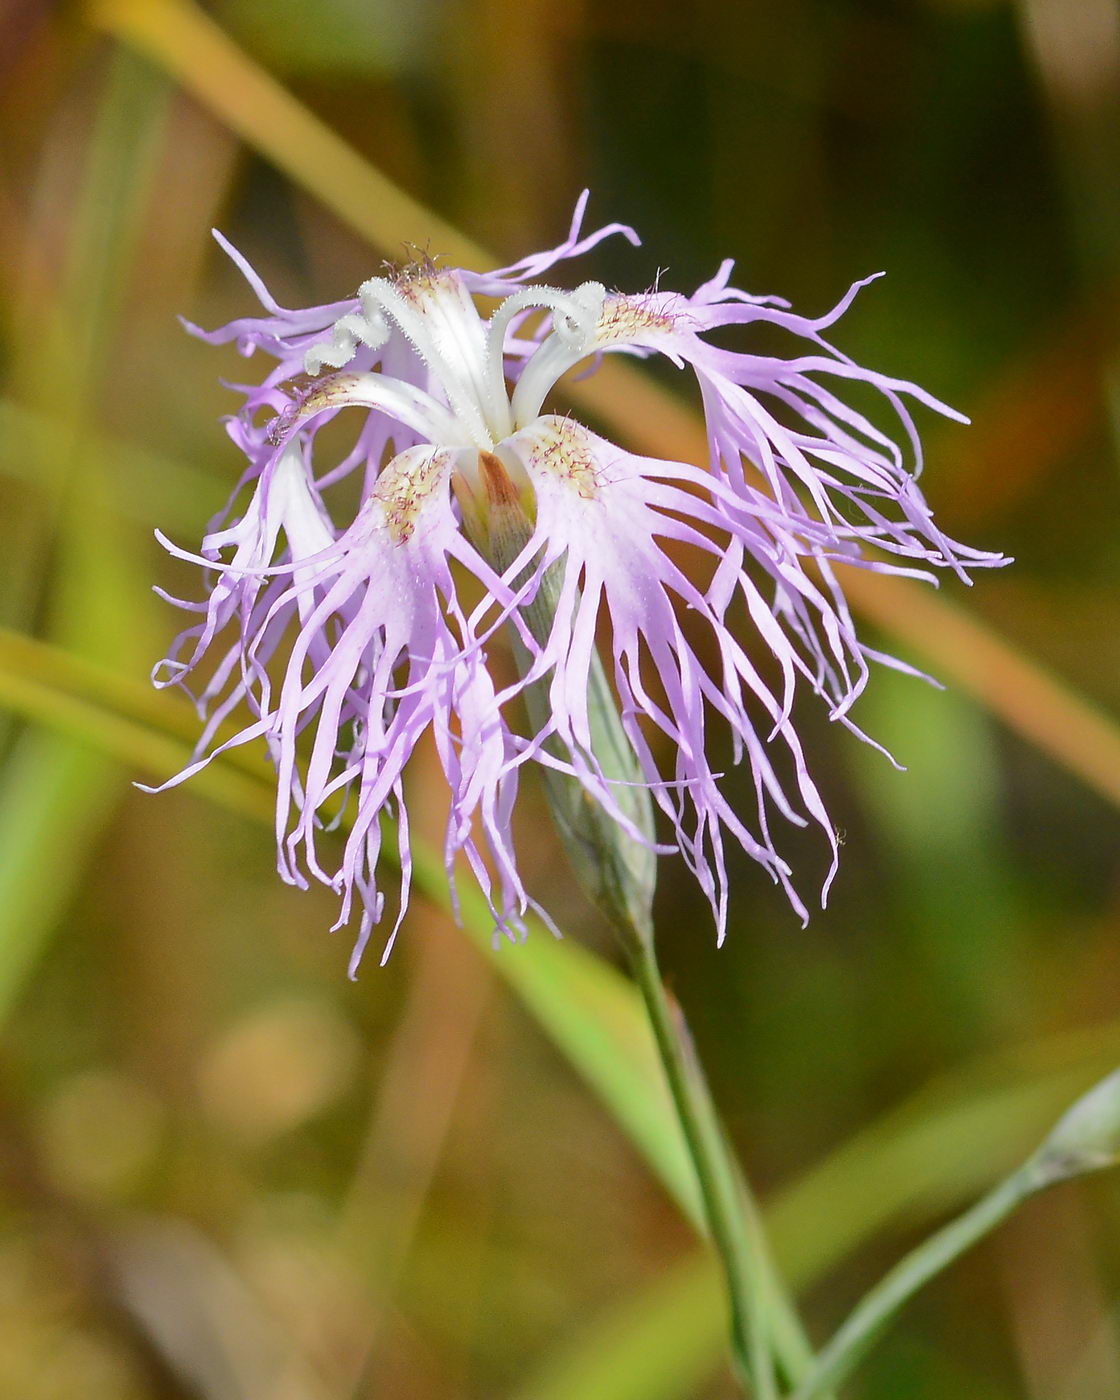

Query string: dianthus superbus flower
151 193 1002 969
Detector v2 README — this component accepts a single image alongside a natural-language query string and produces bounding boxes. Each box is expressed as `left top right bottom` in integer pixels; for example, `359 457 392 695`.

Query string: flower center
301 268 610 452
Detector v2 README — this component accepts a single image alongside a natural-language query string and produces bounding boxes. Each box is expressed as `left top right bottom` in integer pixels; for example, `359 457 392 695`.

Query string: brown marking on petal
532 419 600 499
299 372 362 413
394 260 453 307
374 449 449 544
595 295 678 346
266 373 363 445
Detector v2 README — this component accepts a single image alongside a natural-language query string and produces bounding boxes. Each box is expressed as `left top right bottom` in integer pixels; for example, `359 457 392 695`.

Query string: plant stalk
473 462 817 1394
789 1165 1037 1399
628 934 779 1397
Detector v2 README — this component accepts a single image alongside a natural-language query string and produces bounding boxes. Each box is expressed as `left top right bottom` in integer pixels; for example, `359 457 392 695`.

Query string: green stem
737 1177 821 1390
790 1164 1038 1399
476 490 817 1393
628 936 778 1397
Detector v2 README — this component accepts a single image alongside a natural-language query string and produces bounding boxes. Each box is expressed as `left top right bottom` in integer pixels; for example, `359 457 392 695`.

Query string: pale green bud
1027 1067 1120 1187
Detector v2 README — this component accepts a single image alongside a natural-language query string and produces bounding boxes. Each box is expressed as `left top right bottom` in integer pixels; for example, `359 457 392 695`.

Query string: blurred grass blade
0 48 171 1019
0 629 274 822
843 676 1022 1042
453 899 706 1228
85 0 491 271
0 734 119 1020
0 398 217 533
767 1015 1120 1290
834 563 1120 812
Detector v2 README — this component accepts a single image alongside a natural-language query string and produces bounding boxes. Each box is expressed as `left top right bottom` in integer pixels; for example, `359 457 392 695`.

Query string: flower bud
473 451 659 945
1029 1067 1120 1188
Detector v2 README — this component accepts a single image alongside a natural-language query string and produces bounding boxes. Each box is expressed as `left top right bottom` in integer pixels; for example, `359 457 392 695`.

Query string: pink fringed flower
151 193 1002 968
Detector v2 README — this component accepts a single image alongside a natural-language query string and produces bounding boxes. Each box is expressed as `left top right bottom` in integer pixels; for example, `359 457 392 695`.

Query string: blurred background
2 0 1120 1396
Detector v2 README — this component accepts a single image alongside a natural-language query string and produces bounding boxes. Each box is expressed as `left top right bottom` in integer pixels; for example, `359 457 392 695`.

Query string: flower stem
491 510 817 1393
788 1165 1037 1400
787 1063 1120 1398
628 934 798 1397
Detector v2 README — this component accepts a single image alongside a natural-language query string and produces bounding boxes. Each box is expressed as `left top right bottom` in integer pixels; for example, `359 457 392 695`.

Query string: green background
1 0 1119 1395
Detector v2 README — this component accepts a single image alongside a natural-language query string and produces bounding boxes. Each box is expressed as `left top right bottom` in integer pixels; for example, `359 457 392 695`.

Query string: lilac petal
465 190 641 294
158 203 1006 955
505 417 851 937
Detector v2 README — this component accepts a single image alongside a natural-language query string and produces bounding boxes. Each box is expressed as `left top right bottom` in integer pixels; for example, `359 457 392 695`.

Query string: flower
151 193 1003 970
